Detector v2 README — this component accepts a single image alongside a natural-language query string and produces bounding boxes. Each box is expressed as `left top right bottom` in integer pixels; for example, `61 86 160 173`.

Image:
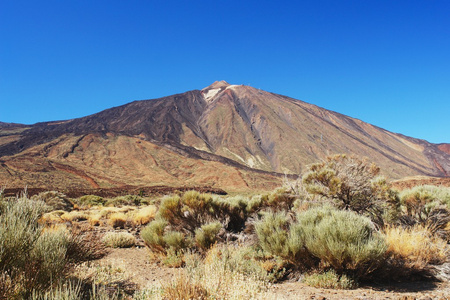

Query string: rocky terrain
0 81 448 192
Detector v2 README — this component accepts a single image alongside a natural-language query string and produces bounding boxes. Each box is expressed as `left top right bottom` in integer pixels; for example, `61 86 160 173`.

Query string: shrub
161 275 209 300
203 244 285 283
255 212 312 268
77 195 106 207
0 197 76 298
30 227 70 288
255 212 290 258
302 154 399 225
0 197 46 272
31 191 73 211
65 225 108 262
61 211 89 222
384 225 448 273
40 211 65 225
303 270 357 289
399 185 450 239
158 191 247 233
133 205 157 225
102 232 136 248
298 207 387 278
89 213 102 226
109 213 127 228
180 246 270 299
141 218 168 253
163 231 191 253
158 195 183 226
195 222 222 250
105 195 148 207
162 250 185 268
265 188 298 211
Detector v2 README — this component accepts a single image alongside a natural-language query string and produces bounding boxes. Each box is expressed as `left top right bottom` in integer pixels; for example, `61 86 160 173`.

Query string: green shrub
102 232 136 248
31 191 73 211
141 218 168 253
246 195 264 213
298 207 387 277
0 197 46 272
163 231 191 253
302 154 399 225
255 212 312 268
0 197 79 298
30 228 70 288
105 195 148 207
195 222 222 250
158 195 183 226
255 212 290 257
77 195 106 206
399 185 450 238
162 250 185 268
303 270 357 289
265 188 298 211
158 191 247 233
204 245 286 283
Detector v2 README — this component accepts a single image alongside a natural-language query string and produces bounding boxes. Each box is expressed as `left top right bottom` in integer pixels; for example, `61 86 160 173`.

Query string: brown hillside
0 81 448 191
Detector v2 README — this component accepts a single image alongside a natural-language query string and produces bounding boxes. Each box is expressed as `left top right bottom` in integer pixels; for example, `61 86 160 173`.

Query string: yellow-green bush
163 231 192 254
102 232 136 248
141 218 168 253
303 269 357 289
194 222 222 250
299 207 387 277
31 191 73 211
302 154 399 226
76 195 106 207
0 197 86 298
256 206 387 279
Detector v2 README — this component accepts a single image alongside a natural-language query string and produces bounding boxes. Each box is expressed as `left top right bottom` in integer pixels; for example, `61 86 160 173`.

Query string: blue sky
1 0 449 143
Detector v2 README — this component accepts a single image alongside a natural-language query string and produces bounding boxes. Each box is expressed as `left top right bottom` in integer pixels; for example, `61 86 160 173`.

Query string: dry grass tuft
162 274 209 300
102 232 136 248
109 213 127 228
60 211 89 222
89 213 102 226
39 211 66 225
133 205 157 225
384 225 449 270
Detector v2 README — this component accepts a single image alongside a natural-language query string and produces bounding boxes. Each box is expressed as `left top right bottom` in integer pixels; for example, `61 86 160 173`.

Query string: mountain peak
203 80 230 90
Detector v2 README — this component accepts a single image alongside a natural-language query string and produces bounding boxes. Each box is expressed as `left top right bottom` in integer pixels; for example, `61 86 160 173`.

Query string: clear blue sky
1 0 449 143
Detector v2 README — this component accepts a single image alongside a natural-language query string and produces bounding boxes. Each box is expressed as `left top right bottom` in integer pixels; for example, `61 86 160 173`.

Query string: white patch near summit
204 88 221 103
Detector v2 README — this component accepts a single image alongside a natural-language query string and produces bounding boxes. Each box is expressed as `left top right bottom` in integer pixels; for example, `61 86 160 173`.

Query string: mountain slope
0 81 448 191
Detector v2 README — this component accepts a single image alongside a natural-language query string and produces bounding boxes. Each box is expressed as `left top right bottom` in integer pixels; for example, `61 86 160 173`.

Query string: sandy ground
92 247 450 300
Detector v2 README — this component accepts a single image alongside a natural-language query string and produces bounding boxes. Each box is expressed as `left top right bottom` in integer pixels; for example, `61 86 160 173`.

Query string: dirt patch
94 247 450 299
92 247 182 289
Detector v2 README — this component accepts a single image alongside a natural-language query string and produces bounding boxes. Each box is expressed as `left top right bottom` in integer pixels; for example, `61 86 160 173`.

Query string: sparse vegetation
303 269 357 289
194 221 222 250
3 154 450 298
76 195 106 207
133 205 157 225
108 212 127 228
102 232 136 248
302 154 399 225
383 225 449 275
0 196 100 299
31 191 73 211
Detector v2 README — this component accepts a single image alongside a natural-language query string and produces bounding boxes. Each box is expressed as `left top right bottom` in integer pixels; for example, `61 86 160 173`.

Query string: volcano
0 81 448 192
